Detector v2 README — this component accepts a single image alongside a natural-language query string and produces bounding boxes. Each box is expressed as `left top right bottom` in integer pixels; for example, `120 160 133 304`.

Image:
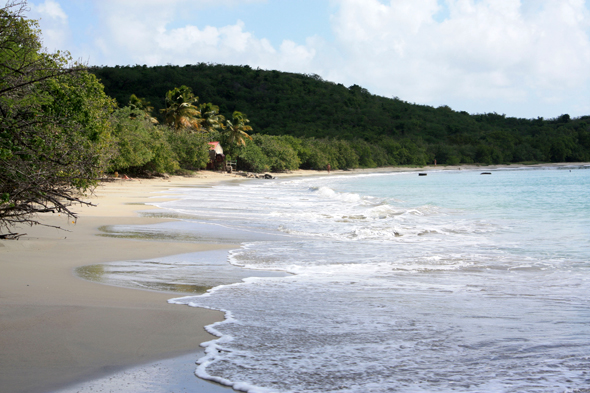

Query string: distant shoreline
280 161 590 178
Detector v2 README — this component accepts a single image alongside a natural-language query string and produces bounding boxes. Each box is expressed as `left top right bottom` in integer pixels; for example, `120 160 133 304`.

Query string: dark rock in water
419 173 427 176
252 173 273 179
481 172 492 175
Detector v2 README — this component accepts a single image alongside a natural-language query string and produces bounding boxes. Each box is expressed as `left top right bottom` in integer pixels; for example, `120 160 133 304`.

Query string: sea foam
160 168 590 392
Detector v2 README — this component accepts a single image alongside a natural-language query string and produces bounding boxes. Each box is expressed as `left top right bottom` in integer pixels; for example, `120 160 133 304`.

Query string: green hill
90 63 590 165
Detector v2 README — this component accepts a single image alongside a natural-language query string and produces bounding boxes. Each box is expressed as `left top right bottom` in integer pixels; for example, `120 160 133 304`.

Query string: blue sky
26 0 590 120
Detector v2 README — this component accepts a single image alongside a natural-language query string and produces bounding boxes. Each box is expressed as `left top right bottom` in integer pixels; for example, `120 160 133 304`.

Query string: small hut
207 142 225 170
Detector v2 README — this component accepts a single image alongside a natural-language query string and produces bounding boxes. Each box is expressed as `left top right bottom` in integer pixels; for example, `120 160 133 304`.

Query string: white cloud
29 0 70 51
90 1 321 75
327 0 590 117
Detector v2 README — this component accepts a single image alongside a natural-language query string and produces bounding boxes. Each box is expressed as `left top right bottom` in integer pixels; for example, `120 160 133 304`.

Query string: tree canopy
223 111 252 148
0 1 114 231
160 85 202 132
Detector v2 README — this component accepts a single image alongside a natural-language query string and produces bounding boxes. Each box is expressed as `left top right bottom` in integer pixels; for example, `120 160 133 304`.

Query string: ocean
97 166 590 392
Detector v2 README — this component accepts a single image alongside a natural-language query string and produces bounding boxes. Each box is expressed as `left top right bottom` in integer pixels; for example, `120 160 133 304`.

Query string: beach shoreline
1 163 587 393
0 172 242 393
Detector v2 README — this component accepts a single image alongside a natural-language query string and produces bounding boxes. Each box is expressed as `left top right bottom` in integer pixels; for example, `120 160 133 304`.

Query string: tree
223 111 253 155
239 134 300 172
0 1 114 231
160 85 202 132
109 106 157 171
198 102 225 132
166 129 210 170
128 94 158 124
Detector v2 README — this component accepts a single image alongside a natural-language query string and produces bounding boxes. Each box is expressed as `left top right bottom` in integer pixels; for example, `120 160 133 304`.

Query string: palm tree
160 86 202 132
199 102 225 132
128 94 158 124
224 111 253 147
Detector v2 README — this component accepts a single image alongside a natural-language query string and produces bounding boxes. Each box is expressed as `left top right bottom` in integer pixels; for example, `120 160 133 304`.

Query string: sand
0 172 242 393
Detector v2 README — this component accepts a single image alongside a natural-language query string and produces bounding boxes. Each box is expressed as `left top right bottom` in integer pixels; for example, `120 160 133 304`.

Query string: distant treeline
90 63 590 166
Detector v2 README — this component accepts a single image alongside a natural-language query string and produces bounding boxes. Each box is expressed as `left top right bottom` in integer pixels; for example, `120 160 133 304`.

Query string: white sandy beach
0 172 244 393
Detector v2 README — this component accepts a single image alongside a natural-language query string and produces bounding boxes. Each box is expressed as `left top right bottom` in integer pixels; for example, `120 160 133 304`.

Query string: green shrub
238 141 270 172
351 140 377 168
334 140 359 169
167 130 210 169
109 107 155 171
109 109 181 175
238 134 300 172
298 138 329 170
140 129 179 174
255 135 300 171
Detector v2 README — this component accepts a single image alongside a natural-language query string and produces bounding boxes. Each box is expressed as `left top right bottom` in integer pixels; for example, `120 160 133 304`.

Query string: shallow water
50 351 232 393
93 166 590 392
76 248 287 294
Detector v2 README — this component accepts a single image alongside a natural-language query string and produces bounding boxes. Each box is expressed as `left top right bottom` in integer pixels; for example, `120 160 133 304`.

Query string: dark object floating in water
481 172 492 175
419 173 427 176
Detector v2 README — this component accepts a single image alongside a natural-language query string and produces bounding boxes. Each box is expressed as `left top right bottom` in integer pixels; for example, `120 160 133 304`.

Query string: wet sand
0 173 240 393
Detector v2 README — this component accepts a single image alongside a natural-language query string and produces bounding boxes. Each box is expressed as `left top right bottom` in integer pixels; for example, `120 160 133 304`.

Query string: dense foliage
110 106 218 175
91 63 590 166
0 1 114 230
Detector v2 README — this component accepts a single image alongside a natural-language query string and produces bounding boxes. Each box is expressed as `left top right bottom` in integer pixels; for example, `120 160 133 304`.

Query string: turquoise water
114 166 590 392
336 168 589 260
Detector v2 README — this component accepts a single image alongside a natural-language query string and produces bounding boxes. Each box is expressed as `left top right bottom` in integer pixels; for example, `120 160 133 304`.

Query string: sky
24 0 590 120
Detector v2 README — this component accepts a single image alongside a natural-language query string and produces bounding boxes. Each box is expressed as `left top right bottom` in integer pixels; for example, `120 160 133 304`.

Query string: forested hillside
90 64 590 165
